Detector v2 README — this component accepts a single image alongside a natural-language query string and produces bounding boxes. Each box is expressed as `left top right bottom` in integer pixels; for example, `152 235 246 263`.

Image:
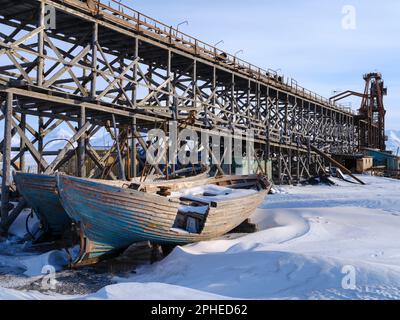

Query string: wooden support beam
37 2 45 86
19 113 26 172
78 106 86 177
309 144 365 185
11 118 49 170
132 116 137 178
91 22 98 98
132 130 164 176
112 114 126 180
37 115 44 173
204 143 225 176
86 146 117 180
1 92 13 228
44 122 91 175
3 199 27 231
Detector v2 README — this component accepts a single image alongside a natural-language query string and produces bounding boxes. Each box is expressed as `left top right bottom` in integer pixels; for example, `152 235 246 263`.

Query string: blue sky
128 0 400 130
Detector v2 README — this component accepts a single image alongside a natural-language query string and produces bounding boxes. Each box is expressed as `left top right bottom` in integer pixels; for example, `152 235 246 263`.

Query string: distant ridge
386 130 400 155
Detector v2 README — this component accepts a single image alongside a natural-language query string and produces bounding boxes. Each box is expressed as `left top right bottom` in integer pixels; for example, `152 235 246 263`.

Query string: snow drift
1 175 400 300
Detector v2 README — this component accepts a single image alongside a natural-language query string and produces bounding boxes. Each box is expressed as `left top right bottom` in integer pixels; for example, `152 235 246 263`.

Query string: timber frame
0 0 358 232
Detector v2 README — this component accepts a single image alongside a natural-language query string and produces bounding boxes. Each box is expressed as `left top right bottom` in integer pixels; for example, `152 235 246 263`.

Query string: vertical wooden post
306 102 311 141
193 60 197 109
132 117 137 178
278 147 283 185
37 117 44 173
112 114 125 180
313 104 317 144
209 66 216 125
168 50 178 120
300 99 304 138
19 113 26 172
231 74 235 124
247 79 251 128
296 149 300 182
37 1 45 174
227 133 232 176
78 106 86 177
131 38 139 178
1 92 13 226
288 148 292 184
307 137 312 174
91 22 98 98
284 98 289 138
265 87 271 162
167 51 171 108
132 37 139 107
37 1 45 85
256 83 261 122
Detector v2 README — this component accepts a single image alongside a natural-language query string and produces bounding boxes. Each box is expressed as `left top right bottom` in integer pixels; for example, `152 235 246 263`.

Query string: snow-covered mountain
386 130 400 155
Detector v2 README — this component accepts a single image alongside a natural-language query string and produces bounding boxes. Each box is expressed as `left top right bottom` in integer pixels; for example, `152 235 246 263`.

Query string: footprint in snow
371 251 385 258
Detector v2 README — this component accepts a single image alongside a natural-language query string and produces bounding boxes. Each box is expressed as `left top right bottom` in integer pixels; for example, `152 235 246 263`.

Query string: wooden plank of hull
14 172 72 238
56 174 271 265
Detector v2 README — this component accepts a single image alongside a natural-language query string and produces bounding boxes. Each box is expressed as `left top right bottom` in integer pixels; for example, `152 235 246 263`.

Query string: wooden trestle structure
0 0 360 233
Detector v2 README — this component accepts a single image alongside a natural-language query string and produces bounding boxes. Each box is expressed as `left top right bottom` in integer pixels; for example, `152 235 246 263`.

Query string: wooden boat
13 165 209 241
56 173 271 265
13 172 72 239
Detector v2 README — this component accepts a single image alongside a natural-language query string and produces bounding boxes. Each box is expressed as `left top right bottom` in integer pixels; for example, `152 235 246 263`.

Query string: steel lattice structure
331 73 387 152
0 0 361 231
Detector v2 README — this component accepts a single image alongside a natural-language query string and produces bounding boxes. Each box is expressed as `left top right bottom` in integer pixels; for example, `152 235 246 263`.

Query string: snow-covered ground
1 175 400 300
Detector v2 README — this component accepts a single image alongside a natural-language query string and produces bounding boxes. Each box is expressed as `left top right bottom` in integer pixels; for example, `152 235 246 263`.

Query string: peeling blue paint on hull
56 174 270 265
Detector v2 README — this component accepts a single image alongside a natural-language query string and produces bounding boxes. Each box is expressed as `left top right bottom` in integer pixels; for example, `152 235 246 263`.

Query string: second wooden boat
14 172 72 239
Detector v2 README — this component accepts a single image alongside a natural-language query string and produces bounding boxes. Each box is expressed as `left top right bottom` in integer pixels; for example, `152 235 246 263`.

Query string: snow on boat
56 174 271 265
13 166 209 241
13 172 72 239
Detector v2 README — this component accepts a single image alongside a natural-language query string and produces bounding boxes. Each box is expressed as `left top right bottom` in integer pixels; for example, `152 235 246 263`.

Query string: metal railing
77 0 354 114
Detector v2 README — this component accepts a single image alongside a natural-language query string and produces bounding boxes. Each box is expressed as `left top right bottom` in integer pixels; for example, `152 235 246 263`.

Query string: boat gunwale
56 173 270 206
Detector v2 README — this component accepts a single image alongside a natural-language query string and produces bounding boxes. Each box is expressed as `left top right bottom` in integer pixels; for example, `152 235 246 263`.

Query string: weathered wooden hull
56 174 270 264
14 172 72 238
12 166 208 244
